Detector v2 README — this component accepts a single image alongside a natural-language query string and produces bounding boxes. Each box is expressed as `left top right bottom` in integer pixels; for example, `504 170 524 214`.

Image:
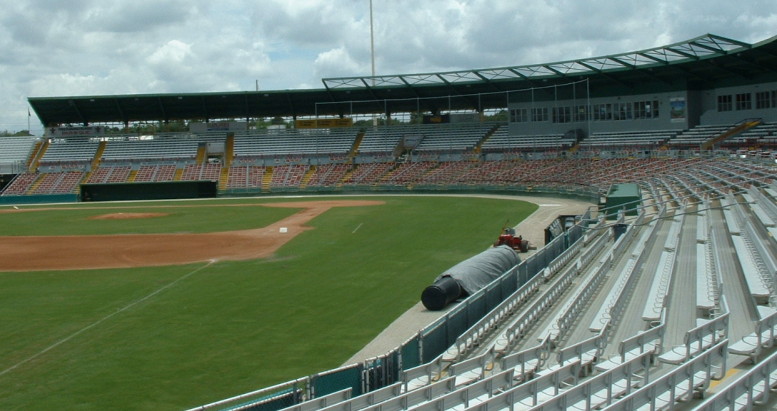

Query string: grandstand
3 33 777 410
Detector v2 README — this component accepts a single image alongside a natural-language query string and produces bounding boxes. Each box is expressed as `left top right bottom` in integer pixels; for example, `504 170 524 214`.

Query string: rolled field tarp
421 245 521 310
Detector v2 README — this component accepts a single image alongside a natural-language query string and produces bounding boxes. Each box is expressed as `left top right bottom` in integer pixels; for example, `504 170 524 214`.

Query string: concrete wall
699 81 777 124
508 90 690 136
507 81 777 135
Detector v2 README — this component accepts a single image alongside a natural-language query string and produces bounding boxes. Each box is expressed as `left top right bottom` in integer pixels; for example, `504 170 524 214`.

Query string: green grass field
0 195 537 410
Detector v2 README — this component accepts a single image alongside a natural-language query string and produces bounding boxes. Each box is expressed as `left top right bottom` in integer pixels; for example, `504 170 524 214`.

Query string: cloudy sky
3 0 776 135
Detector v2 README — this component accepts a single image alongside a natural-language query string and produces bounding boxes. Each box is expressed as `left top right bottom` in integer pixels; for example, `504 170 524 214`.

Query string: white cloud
1 0 775 134
314 47 364 79
148 40 192 65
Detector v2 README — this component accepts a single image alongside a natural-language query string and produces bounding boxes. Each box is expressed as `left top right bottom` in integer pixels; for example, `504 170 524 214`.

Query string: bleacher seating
580 130 677 149
233 128 356 158
305 163 350 187
481 128 576 152
380 161 437 185
342 162 393 185
0 136 36 168
270 164 308 188
667 124 733 146
723 122 777 146
87 166 131 184
100 136 198 161
39 139 100 164
133 164 177 182
1 172 39 195
181 164 221 182
30 171 86 194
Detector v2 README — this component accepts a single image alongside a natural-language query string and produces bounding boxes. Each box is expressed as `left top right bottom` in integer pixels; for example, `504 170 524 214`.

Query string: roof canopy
323 34 756 88
29 34 777 127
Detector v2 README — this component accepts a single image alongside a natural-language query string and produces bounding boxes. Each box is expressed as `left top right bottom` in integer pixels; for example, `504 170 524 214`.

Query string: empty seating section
100 137 198 161
696 241 718 317
412 122 494 152
181 164 221 181
31 171 86 194
8 123 775 201
657 315 729 365
343 162 393 185
133 164 176 182
0 136 36 165
696 347 777 410
590 215 653 333
0 171 84 195
667 124 733 146
358 128 402 154
642 214 683 322
608 340 728 410
580 130 677 149
40 139 100 164
1 172 39 195
233 129 356 158
722 195 774 302
227 165 266 189
306 164 350 187
745 188 777 228
724 122 777 146
380 161 436 185
87 166 131 184
481 128 575 152
728 306 777 363
415 161 474 185
358 123 491 154
270 165 308 188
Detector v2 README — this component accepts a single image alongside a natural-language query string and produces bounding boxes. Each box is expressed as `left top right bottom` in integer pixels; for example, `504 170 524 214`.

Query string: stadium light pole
370 0 375 80
370 0 377 127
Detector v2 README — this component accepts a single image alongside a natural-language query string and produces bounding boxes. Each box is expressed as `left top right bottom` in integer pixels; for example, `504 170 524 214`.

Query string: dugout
604 183 641 217
81 181 217 202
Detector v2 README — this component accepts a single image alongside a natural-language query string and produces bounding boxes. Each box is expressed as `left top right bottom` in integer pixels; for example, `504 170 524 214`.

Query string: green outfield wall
80 181 218 202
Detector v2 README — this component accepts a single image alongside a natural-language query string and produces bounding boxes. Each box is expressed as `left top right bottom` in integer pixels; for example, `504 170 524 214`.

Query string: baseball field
0 195 538 410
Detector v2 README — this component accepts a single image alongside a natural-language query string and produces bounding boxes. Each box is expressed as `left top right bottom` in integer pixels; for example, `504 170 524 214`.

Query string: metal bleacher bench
658 314 728 365
728 306 777 364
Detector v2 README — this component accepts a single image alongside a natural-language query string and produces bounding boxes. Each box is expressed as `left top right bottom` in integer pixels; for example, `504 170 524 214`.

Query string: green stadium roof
28 33 777 127
322 34 755 89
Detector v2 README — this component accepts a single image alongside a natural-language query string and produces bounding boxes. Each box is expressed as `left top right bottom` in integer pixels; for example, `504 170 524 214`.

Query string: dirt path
0 200 383 272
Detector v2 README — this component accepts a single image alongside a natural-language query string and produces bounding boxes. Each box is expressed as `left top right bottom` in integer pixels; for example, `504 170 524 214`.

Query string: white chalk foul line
352 222 363 234
0 260 215 378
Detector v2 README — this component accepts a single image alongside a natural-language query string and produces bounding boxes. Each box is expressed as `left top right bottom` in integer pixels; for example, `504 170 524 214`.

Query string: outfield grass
0 195 537 410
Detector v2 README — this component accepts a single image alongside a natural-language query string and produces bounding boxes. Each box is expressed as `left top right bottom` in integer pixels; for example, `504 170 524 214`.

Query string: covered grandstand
4 34 777 410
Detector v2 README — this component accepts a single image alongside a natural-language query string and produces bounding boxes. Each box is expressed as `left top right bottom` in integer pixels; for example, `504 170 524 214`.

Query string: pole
370 0 377 127
370 0 375 80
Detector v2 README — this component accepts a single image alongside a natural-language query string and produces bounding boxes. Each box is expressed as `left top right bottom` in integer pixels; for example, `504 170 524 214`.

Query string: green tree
0 130 33 137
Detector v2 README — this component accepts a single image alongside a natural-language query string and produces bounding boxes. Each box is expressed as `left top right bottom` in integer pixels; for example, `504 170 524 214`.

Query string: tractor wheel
520 239 529 253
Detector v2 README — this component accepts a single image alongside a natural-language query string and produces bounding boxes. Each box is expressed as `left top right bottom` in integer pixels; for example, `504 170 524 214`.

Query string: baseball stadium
1 33 777 410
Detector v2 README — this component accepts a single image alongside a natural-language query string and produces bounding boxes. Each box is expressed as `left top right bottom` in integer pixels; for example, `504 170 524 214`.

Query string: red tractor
494 227 530 253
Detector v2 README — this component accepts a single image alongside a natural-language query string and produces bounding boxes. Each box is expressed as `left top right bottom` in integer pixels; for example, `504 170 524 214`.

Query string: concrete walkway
343 194 595 365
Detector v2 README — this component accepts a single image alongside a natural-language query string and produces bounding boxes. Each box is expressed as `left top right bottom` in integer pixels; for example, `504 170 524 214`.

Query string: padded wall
80 181 217 202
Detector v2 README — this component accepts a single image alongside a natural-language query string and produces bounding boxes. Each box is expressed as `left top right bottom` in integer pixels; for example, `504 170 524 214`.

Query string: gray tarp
433 245 521 295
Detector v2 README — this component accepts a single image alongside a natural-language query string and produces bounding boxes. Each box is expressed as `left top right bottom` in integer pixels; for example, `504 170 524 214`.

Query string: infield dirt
0 200 384 272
